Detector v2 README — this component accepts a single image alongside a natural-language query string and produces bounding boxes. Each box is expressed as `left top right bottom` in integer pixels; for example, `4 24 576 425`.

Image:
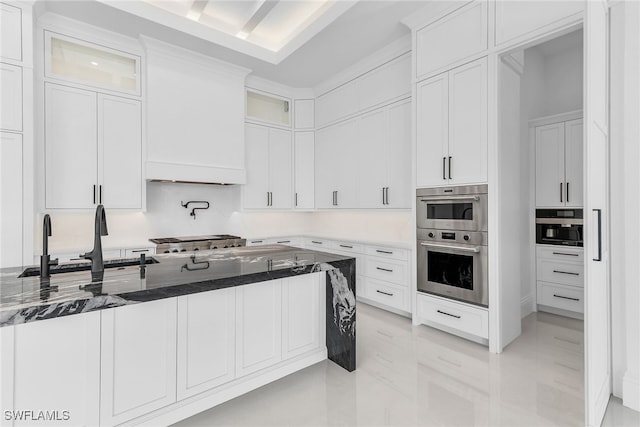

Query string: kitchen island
0 245 355 426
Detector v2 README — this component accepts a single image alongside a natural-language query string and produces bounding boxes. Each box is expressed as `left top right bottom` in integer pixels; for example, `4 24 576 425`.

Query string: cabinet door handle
295 192 298 207
252 240 263 244
376 267 393 273
552 252 579 257
553 294 580 302
340 244 353 249
448 156 452 180
335 190 338 206
382 187 386 205
560 182 563 203
442 157 446 180
266 192 270 207
593 209 602 261
99 185 102 204
130 249 149 253
311 240 322 244
566 182 569 203
437 309 461 319
376 290 394 297
93 185 96 204
376 249 393 255
277 240 290 244
553 270 580 276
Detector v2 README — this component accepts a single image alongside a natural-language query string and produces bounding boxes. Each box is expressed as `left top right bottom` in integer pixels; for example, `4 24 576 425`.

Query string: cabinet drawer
365 257 407 285
536 245 584 262
364 278 409 312
365 245 408 261
272 237 302 247
537 282 584 313
304 237 335 250
416 293 488 339
333 241 365 253
537 258 583 287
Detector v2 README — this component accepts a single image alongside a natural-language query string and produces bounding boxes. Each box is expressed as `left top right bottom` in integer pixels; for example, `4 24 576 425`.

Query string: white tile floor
173 303 638 426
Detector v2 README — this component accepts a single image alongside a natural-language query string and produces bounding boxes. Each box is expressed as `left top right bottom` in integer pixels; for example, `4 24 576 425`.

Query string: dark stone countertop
0 245 354 328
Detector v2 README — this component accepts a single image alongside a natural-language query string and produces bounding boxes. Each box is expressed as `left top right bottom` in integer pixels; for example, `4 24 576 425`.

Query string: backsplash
37 182 412 255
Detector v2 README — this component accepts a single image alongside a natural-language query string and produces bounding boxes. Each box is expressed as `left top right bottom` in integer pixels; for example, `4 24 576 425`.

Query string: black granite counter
0 245 356 371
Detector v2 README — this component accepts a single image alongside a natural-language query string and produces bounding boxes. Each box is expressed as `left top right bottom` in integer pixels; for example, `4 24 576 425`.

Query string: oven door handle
419 242 481 253
419 195 480 202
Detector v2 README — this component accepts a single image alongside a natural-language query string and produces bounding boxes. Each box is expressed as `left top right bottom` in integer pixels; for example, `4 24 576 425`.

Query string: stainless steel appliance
416 185 488 307
150 235 246 253
416 185 488 232
536 209 583 246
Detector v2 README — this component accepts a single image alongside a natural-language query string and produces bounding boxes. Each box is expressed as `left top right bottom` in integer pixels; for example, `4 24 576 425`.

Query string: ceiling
39 0 426 88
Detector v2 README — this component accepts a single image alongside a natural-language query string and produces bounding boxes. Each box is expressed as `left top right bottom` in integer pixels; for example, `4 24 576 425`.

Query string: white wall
309 211 412 244
610 0 640 411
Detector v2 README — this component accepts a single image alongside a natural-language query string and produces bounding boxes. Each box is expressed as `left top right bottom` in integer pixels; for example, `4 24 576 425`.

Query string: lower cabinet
235 280 283 376
282 274 321 359
416 292 489 341
536 245 584 315
176 288 236 401
100 298 177 426
0 312 101 427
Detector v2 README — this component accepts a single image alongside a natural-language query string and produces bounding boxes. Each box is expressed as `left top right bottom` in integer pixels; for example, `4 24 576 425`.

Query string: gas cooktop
149 235 246 253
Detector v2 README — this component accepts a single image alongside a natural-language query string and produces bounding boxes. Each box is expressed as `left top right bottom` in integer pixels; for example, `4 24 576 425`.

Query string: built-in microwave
416 185 488 232
536 209 583 246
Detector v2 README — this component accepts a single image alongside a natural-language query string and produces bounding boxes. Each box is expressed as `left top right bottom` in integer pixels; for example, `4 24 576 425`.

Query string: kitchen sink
18 257 159 278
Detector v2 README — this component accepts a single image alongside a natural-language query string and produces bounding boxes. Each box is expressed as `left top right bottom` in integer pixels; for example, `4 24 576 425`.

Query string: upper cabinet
416 57 488 187
315 53 410 128
294 99 314 130
246 89 291 127
415 1 488 80
44 83 142 209
0 62 22 131
1 2 23 62
244 123 292 209
495 1 584 47
294 131 315 210
144 37 250 184
45 32 141 96
535 118 583 208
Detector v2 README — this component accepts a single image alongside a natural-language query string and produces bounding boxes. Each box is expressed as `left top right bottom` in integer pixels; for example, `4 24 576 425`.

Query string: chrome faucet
80 204 108 281
40 214 58 280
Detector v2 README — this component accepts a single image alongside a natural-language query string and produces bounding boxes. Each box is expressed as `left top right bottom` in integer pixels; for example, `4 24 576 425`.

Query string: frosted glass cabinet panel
246 90 290 126
46 32 140 95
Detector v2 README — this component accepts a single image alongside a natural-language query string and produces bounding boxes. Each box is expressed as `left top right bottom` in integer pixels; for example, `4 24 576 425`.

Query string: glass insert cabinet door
45 31 141 96
246 89 291 126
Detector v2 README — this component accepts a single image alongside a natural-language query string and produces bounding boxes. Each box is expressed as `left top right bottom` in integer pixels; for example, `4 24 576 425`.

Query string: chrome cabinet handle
437 309 461 319
376 267 393 272
553 294 580 302
376 290 393 297
420 242 481 253
553 270 580 276
553 252 579 257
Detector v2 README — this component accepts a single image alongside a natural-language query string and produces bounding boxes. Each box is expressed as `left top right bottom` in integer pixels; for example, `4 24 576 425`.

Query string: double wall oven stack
416 185 489 307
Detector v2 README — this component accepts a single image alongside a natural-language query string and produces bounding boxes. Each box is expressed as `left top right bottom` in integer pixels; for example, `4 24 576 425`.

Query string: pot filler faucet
80 204 108 281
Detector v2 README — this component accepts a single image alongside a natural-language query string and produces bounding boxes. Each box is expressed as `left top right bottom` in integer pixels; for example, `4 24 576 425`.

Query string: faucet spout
40 214 58 280
81 205 109 278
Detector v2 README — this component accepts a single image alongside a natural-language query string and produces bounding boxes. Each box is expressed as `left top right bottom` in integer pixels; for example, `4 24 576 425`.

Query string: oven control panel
417 229 486 245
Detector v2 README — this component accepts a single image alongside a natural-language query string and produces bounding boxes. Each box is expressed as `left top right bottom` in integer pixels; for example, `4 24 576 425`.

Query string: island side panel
325 258 356 372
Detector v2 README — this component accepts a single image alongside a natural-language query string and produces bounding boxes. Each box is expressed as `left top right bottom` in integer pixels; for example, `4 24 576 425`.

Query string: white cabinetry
315 118 358 208
294 131 314 209
0 2 22 62
536 245 584 315
294 99 314 130
236 280 283 377
362 245 410 313
0 312 101 427
100 299 177 426
145 38 249 184
282 274 321 359
495 1 583 47
535 118 583 208
0 62 22 131
177 288 235 400
244 123 292 209
415 1 488 79
246 89 290 127
0 132 22 268
316 53 410 128
416 57 488 187
44 83 142 209
416 292 489 340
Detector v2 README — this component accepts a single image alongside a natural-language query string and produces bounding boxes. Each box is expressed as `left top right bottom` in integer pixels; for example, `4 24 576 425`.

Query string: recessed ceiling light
186 10 201 21
236 31 249 40
90 61 99 66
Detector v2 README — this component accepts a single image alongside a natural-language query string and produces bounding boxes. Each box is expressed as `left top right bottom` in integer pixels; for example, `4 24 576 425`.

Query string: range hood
146 161 246 185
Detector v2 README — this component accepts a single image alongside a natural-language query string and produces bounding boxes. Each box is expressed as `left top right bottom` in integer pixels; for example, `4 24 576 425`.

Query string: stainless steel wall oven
416 185 488 307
